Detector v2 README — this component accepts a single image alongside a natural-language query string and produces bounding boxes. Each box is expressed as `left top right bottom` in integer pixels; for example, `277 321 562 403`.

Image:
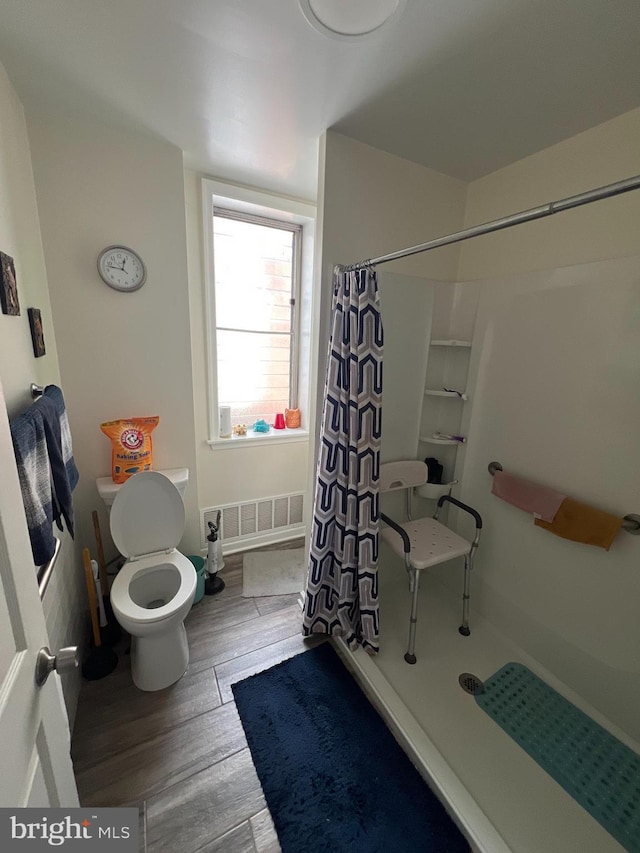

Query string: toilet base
130 621 190 691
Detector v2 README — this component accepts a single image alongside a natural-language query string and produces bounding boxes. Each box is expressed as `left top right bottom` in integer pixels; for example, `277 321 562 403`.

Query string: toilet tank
96 467 189 509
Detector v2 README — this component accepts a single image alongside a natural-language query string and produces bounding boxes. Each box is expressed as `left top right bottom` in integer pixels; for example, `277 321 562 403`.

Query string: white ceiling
1 0 639 200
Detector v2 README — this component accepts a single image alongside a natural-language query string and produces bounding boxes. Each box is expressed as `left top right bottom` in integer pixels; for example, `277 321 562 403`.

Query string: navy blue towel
34 395 76 537
41 385 79 537
9 407 58 565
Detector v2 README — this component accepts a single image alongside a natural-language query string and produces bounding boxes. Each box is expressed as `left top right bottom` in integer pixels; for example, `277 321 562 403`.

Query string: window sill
207 428 309 450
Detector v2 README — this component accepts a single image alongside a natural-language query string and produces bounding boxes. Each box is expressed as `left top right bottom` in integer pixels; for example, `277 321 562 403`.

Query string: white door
0 376 78 806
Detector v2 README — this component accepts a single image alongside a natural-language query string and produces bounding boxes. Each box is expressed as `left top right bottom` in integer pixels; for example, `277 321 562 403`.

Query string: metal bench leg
405 567 420 664
459 553 472 636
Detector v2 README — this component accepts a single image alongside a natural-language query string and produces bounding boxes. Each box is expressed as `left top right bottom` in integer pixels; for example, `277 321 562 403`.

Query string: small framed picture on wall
28 308 46 358
0 252 20 315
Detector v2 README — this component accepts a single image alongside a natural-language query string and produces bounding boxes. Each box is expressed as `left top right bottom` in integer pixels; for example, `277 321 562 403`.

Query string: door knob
35 646 79 687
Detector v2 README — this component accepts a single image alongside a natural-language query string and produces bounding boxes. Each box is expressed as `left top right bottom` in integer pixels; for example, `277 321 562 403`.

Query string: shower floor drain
459 673 485 695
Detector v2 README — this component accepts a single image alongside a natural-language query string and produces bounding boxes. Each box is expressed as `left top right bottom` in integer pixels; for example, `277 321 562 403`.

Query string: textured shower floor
338 548 637 853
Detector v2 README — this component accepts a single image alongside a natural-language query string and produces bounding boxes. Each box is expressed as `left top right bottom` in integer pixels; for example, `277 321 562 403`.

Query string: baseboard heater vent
201 492 305 548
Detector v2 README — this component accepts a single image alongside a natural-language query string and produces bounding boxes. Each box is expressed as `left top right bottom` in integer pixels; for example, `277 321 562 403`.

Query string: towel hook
31 383 45 398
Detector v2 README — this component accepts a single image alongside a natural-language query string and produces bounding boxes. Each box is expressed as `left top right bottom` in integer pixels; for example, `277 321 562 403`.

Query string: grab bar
38 537 62 599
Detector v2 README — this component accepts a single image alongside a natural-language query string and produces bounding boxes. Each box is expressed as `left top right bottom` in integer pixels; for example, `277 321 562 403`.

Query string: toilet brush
204 514 225 595
81 548 118 680
91 559 121 646
92 509 118 628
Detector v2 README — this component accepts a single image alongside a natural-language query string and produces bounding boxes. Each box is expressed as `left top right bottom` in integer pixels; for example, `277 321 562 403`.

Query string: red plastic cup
274 413 286 429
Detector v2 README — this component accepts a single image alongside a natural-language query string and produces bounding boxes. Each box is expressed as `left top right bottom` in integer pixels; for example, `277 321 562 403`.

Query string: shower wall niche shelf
424 389 468 400
419 434 465 446
417 336 473 497
416 480 458 500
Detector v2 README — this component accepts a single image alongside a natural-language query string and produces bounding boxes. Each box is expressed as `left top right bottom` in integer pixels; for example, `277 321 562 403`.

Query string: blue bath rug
476 662 640 852
232 642 469 853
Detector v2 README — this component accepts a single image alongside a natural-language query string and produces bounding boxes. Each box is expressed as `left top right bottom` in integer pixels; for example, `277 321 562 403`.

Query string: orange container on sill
285 408 301 429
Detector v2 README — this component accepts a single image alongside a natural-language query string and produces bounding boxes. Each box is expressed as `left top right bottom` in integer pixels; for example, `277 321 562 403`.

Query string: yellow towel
534 497 622 551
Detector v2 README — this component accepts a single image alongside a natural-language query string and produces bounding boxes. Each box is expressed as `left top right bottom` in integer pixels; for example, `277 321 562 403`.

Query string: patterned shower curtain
302 267 383 654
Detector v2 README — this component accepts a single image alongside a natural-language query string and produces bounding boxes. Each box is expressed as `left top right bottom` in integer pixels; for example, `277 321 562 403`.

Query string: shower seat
379 460 482 664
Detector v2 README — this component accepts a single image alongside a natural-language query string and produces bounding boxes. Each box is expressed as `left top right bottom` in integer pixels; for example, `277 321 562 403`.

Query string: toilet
96 468 196 691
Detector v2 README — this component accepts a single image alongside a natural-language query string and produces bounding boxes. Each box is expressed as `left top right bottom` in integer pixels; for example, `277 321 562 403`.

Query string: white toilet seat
110 470 186 559
109 469 195 624
110 550 196 625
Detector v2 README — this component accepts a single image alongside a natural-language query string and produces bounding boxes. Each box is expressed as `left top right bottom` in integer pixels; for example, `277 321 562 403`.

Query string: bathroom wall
446 106 640 739
0 61 83 724
376 272 435 462
183 169 312 537
311 132 469 531
458 106 640 281
320 132 468 282
314 131 468 457
26 107 200 562
0 68 60 417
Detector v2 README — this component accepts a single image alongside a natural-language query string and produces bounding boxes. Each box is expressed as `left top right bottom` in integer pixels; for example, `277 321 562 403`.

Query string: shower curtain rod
340 173 640 272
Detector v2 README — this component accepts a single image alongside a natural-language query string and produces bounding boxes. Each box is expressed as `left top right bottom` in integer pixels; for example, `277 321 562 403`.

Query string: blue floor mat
476 662 640 852
233 643 469 852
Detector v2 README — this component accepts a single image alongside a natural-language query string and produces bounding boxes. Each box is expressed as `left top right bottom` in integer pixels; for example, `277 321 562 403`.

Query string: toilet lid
110 471 186 558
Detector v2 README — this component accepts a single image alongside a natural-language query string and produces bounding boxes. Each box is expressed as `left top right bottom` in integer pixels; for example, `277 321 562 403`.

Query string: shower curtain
302 267 383 654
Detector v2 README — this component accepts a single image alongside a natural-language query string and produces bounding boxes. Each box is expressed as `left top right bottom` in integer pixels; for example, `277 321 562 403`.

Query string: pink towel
491 470 566 523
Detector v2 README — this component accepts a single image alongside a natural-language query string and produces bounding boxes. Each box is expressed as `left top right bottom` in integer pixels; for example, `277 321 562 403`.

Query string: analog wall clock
97 245 147 292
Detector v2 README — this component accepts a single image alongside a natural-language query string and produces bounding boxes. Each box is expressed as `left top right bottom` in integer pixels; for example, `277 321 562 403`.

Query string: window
201 179 316 446
213 209 301 427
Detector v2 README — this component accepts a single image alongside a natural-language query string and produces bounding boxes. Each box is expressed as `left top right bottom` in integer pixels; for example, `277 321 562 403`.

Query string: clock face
97 246 147 292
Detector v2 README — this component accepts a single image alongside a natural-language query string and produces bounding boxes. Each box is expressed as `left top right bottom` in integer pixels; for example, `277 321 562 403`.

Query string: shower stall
312 158 640 851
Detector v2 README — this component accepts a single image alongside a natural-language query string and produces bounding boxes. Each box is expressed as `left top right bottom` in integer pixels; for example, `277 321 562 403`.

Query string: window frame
201 179 315 448
212 206 302 417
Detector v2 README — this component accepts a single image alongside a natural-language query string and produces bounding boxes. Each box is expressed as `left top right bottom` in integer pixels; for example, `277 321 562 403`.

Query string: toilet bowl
107 470 196 691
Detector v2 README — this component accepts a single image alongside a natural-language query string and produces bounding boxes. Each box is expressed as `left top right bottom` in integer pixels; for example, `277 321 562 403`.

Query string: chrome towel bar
488 461 640 535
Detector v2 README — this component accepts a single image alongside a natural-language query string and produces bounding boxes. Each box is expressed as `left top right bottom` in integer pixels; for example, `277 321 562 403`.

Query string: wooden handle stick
83 547 101 648
92 510 110 597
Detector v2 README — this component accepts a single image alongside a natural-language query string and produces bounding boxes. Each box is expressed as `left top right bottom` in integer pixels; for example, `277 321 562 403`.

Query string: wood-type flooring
71 542 321 852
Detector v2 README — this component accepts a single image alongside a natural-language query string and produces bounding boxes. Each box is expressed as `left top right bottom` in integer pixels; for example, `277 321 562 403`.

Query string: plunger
81 548 118 680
